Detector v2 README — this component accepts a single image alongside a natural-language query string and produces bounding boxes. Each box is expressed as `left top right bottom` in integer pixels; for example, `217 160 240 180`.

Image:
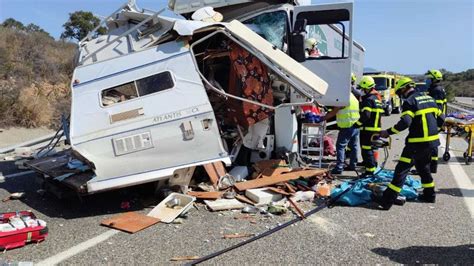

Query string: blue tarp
330 169 421 206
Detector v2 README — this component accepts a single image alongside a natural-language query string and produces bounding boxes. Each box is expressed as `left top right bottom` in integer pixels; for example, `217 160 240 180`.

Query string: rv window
243 11 288 51
101 71 174 107
102 82 138 106
136 71 174 96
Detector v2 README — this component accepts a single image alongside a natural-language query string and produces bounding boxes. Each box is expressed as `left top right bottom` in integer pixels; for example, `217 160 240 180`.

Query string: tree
60 11 106 42
2 18 25 30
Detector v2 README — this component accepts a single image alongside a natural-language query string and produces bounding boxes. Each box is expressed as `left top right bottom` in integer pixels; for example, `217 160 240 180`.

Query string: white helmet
305 38 318 49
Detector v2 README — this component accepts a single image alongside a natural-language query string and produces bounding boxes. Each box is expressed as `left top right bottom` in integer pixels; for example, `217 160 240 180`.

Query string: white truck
26 0 365 195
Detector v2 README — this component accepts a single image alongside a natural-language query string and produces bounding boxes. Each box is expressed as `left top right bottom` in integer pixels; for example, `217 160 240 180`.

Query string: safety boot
418 188 436 203
371 188 398 210
430 161 438 174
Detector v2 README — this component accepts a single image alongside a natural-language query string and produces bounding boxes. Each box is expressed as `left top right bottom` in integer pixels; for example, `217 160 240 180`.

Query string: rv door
292 3 353 107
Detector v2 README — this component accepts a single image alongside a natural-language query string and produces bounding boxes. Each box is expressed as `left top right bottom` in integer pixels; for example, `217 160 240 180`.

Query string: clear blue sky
1 0 473 74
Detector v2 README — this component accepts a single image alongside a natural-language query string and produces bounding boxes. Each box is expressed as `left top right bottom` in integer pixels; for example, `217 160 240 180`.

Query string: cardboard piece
234 169 327 191
101 212 159 233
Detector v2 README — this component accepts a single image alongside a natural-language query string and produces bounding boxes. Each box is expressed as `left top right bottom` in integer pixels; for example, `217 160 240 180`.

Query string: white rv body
29 0 363 195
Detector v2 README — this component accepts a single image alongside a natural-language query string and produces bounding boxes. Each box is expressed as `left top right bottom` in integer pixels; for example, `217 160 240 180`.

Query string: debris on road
101 212 160 234
2 192 26 202
169 256 200 261
147 193 195 223
204 199 245 211
222 233 255 239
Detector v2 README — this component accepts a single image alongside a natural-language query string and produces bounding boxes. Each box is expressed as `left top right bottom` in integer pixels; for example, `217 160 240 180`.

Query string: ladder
300 122 326 167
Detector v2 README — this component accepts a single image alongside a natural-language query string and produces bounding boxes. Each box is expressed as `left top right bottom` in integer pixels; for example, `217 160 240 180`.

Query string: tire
384 102 392 116
443 152 451 161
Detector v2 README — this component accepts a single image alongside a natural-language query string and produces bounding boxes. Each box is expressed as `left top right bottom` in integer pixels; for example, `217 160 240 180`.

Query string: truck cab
365 72 401 115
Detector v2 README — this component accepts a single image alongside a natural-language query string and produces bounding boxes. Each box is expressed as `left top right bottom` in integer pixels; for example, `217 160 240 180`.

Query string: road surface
0 114 473 265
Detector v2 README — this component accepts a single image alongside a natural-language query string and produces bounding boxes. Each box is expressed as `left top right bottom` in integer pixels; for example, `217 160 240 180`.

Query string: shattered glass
244 11 287 51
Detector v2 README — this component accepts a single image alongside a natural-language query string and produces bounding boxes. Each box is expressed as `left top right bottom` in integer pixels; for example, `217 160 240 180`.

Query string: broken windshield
243 11 288 51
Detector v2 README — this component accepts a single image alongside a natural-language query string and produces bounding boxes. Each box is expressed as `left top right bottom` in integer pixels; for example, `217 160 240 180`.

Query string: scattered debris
170 256 200 261
290 191 315 202
223 191 236 199
148 193 195 223
187 191 223 199
101 212 160 234
2 192 26 202
222 233 255 239
245 188 283 205
234 169 327 191
204 199 245 211
241 206 259 214
288 197 305 219
234 194 256 205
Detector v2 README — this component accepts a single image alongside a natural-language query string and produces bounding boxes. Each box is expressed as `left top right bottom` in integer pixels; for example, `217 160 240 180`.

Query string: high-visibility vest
336 93 360 128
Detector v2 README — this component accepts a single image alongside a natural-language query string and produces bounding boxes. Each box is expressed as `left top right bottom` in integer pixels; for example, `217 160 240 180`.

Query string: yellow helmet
358 76 375 90
425 69 443 81
351 73 356 83
305 38 318 49
394 77 415 94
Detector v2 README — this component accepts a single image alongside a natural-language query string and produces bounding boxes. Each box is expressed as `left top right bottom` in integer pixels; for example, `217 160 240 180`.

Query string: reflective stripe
362 145 372 150
366 167 376 173
431 156 438 160
363 127 382 132
388 183 402 193
401 110 415 118
399 157 412 163
355 121 363 126
362 107 384 113
422 182 435 188
408 134 439 143
415 107 438 115
391 127 400 134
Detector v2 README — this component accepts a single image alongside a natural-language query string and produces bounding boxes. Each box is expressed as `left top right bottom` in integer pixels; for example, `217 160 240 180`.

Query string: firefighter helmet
305 38 318 49
351 73 356 83
394 77 415 94
358 76 375 91
425 69 443 81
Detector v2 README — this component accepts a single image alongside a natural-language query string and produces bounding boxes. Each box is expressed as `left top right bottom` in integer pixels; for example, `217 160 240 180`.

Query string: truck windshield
373 77 388 91
243 11 288 51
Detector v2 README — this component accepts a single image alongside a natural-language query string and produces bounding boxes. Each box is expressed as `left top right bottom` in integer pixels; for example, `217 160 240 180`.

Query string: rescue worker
374 77 445 210
324 92 360 174
305 38 323 58
351 73 363 101
353 76 384 176
426 69 446 173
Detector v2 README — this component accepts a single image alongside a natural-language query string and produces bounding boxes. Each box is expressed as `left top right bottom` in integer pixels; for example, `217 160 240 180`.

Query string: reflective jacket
428 83 447 115
336 93 360 128
354 92 383 132
387 91 445 147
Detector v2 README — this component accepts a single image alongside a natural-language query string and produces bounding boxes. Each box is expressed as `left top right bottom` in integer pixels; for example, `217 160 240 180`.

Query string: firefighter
426 69 446 173
374 77 445 210
353 76 384 176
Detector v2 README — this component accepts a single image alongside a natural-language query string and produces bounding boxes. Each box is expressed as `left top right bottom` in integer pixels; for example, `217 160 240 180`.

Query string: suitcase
0 211 48 250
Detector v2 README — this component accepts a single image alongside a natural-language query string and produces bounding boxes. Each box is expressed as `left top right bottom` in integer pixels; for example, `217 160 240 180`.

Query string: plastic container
147 193 196 223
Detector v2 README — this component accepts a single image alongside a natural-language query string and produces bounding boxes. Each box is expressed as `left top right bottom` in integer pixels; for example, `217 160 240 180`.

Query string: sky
1 0 473 74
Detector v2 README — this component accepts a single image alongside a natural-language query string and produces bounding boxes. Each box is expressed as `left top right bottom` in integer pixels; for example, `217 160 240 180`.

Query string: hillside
0 24 76 128
442 69 474 100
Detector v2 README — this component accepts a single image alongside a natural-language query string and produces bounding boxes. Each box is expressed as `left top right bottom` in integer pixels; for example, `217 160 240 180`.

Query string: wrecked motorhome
26 0 361 195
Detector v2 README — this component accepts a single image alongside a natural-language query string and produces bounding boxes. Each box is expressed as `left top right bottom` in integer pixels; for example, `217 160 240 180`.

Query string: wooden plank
235 194 256 205
288 197 305 219
101 212 160 234
187 191 223 199
285 183 297 193
203 163 219 188
266 187 291 196
212 161 227 177
234 169 327 191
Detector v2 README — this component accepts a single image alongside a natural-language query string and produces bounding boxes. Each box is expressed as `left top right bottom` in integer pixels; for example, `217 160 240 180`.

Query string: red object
301 105 321 115
0 211 48 251
323 136 336 156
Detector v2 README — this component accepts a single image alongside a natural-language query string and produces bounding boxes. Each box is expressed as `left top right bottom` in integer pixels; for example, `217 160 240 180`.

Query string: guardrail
447 103 474 114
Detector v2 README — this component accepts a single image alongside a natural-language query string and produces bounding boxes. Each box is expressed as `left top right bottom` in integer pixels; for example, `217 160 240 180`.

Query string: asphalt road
1 114 473 265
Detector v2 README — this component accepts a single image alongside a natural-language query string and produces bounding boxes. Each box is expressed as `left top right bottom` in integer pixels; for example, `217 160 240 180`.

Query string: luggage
0 211 48 250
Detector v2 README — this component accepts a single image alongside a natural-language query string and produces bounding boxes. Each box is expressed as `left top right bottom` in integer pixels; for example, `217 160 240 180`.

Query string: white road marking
439 134 474 219
36 230 119 265
3 170 35 178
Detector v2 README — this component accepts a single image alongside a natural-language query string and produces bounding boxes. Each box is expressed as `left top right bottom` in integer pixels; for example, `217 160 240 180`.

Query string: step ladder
300 122 326 167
